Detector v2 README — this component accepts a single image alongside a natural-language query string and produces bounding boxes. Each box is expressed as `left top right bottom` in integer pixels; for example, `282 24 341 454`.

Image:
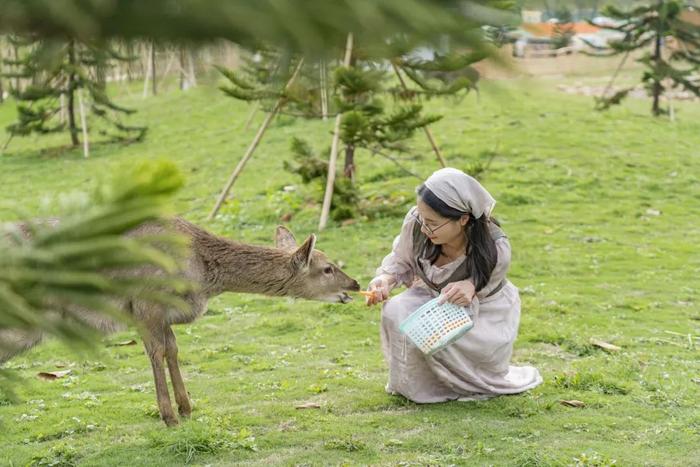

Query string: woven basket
399 297 475 355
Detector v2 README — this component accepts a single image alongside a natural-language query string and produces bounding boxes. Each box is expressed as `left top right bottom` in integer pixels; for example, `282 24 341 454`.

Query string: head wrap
423 167 496 218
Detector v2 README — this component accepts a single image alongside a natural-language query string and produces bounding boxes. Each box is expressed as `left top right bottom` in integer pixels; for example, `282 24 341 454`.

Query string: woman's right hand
366 274 394 306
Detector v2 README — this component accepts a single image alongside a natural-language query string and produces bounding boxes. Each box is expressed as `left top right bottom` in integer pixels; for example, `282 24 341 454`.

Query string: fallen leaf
37 369 72 380
645 208 661 216
295 402 321 410
590 338 621 352
280 212 293 222
560 399 585 408
109 339 137 347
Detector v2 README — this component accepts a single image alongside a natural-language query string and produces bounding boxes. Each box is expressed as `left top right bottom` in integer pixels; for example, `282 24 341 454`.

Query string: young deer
1 218 360 426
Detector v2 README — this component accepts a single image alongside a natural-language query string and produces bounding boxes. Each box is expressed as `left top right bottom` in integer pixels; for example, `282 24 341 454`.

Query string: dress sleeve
477 236 511 298
374 206 418 287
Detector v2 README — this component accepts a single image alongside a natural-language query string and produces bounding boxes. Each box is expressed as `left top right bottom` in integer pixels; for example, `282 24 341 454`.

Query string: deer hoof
162 414 179 427
178 404 192 418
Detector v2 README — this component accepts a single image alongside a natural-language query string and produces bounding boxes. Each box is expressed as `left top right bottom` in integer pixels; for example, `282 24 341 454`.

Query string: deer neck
187 227 295 297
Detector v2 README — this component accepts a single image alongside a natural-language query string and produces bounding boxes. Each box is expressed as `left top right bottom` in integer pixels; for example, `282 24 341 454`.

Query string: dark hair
417 184 498 292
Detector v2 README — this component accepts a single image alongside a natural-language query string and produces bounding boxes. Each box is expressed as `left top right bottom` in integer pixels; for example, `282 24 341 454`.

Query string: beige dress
377 207 542 402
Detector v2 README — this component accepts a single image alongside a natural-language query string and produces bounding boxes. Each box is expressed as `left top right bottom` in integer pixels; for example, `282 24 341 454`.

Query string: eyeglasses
411 213 452 235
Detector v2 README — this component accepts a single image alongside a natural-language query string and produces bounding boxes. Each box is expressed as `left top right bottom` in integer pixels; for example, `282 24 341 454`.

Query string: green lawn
1 75 699 466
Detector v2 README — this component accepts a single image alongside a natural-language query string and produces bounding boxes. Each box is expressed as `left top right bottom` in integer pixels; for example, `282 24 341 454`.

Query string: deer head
275 226 360 303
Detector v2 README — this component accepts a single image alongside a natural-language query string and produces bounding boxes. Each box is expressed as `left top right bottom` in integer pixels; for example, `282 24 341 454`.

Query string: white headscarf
423 168 496 218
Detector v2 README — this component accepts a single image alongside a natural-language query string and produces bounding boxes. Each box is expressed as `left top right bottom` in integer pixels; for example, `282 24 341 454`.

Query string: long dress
377 206 542 402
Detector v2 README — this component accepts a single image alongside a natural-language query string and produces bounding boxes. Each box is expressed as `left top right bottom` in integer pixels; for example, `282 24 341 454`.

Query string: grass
0 70 699 466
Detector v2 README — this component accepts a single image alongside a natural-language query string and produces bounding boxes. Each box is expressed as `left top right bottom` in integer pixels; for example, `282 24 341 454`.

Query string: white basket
399 297 474 355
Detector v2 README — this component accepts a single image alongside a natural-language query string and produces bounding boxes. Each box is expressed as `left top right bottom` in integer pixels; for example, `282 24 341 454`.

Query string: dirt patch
473 46 644 80
557 82 700 101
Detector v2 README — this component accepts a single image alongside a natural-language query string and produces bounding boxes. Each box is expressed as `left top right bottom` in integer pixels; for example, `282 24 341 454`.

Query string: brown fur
1 217 360 426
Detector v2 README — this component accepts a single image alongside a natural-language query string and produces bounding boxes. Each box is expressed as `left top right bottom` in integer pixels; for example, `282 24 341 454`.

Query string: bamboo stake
208 59 305 220
1 134 13 155
161 49 177 84
243 102 259 130
318 33 354 231
151 42 157 96
320 58 328 120
179 47 186 90
77 89 89 158
188 49 197 87
600 49 631 103
391 63 446 168
142 42 152 98
59 94 67 124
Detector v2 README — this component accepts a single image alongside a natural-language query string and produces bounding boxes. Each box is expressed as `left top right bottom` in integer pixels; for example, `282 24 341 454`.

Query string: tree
2 37 146 148
593 1 700 116
333 54 443 181
0 1 516 57
214 38 485 223
218 49 323 120
552 8 575 49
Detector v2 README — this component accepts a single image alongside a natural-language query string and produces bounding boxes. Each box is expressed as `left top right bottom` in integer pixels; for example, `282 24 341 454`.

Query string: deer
0 217 360 426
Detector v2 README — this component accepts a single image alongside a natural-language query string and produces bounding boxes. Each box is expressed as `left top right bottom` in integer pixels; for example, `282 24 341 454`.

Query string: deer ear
275 226 297 250
291 234 316 269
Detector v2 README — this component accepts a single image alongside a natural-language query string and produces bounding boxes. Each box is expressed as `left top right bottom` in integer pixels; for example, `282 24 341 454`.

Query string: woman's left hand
438 280 476 307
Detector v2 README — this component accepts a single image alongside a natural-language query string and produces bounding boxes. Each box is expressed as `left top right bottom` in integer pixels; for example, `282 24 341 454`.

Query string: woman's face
416 199 468 246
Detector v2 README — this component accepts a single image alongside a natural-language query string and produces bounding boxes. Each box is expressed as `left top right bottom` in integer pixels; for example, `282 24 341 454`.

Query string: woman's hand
365 274 395 306
438 279 476 307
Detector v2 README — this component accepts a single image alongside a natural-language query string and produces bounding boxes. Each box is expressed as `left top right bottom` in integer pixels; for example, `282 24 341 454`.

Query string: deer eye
323 266 334 275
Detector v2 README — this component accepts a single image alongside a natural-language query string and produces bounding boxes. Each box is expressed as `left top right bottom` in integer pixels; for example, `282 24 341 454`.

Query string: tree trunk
344 144 355 181
126 42 134 82
150 42 157 96
67 41 80 147
0 45 4 104
179 47 185 90
652 28 662 116
138 41 145 80
13 43 20 92
187 49 197 87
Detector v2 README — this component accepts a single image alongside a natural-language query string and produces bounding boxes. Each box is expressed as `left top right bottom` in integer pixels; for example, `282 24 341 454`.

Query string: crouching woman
367 168 542 402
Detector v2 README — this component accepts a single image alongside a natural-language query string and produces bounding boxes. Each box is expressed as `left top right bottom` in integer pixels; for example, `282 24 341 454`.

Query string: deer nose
349 280 361 291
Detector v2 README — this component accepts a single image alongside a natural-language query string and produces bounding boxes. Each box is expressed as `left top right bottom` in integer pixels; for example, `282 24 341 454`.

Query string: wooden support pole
391 63 447 168
318 33 354 231
188 49 197 88
208 59 305 220
243 102 259 130
320 58 328 120
77 89 89 158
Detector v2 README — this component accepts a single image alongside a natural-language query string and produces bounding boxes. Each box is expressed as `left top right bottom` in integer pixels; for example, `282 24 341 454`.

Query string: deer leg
163 325 192 417
142 326 178 427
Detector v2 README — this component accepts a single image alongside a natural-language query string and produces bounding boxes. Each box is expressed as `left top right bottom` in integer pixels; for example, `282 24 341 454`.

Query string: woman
367 168 542 402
